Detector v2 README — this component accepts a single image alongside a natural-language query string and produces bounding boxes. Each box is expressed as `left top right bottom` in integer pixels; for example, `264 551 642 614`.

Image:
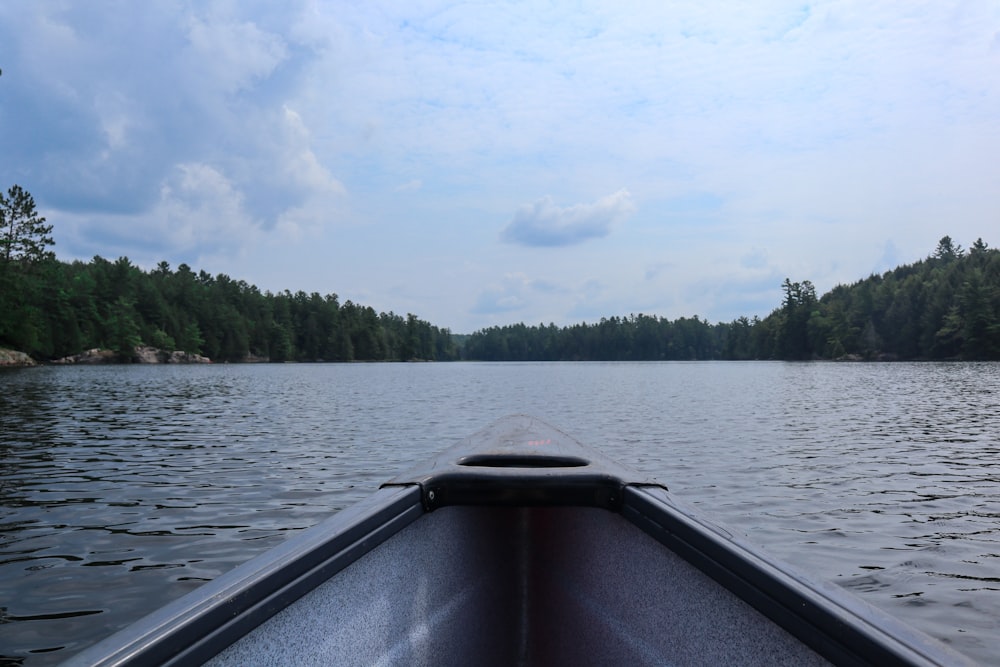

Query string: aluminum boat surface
64 416 970 666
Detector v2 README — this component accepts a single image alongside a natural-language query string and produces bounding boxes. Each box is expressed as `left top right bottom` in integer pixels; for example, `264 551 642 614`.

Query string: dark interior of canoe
65 417 967 666
209 497 833 666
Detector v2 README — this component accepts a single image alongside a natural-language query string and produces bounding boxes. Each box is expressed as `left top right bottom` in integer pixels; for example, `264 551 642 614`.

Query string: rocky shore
0 346 212 366
0 348 38 367
52 346 211 364
131 346 212 364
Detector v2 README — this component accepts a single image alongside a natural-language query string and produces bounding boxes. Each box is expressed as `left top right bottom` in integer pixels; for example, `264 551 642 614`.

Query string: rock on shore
51 348 119 364
53 347 211 364
132 346 212 364
0 348 37 367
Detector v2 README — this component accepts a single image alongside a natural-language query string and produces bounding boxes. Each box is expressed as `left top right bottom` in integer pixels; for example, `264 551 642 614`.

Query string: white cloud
153 163 258 251
183 16 288 95
501 190 636 247
3 1 1000 332
266 106 348 239
279 106 344 195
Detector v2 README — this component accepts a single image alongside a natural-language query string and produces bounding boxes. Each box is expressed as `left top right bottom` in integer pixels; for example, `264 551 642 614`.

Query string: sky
2 1 998 333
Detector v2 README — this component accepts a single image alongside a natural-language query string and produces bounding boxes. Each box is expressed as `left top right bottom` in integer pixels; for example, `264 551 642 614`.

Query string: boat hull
64 416 971 666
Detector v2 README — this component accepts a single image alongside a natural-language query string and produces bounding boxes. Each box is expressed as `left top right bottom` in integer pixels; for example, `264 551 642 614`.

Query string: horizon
2 2 998 333
34 232 983 336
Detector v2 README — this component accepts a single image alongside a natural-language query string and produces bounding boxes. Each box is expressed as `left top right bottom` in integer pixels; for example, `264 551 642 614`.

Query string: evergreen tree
0 185 56 354
1 185 54 266
933 235 963 263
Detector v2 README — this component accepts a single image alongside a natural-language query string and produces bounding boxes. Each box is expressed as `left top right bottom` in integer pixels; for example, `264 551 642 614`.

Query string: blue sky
2 1 998 333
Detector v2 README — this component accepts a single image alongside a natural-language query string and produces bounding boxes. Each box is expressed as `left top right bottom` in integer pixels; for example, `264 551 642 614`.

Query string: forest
0 255 460 362
0 187 458 362
463 236 1000 361
2 184 998 363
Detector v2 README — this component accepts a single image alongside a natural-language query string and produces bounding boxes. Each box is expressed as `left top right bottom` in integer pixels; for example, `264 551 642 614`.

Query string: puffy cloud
501 189 636 247
153 163 257 250
182 15 288 95
52 161 259 263
281 107 343 195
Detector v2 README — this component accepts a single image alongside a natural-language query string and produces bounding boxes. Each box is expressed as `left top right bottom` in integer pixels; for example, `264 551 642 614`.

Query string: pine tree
1 185 54 267
0 185 55 353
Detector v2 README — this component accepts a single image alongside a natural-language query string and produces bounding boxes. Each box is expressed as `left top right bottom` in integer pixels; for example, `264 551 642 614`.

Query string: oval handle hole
458 454 589 468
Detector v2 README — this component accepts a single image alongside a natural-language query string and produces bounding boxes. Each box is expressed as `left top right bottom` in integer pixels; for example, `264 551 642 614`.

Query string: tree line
463 236 1000 361
774 236 1000 361
1 186 458 362
3 183 998 363
1 256 459 362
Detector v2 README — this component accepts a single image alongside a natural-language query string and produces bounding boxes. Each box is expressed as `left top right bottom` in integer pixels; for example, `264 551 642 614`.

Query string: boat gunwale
62 485 423 667
621 485 971 667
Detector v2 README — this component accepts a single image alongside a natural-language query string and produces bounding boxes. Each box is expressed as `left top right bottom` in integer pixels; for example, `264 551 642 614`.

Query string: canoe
65 415 970 666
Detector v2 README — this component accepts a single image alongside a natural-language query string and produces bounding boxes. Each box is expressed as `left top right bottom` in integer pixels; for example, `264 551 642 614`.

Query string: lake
1 362 997 664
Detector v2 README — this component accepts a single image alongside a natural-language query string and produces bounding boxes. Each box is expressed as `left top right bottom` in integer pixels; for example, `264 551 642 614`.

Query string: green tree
0 185 56 354
179 321 205 356
106 296 142 357
1 185 54 266
933 235 963 263
777 279 817 359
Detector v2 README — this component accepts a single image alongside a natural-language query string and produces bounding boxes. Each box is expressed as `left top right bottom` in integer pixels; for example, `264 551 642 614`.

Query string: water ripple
1 362 998 664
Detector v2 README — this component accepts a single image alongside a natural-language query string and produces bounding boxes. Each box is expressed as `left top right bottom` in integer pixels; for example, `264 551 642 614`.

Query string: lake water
1 362 998 665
